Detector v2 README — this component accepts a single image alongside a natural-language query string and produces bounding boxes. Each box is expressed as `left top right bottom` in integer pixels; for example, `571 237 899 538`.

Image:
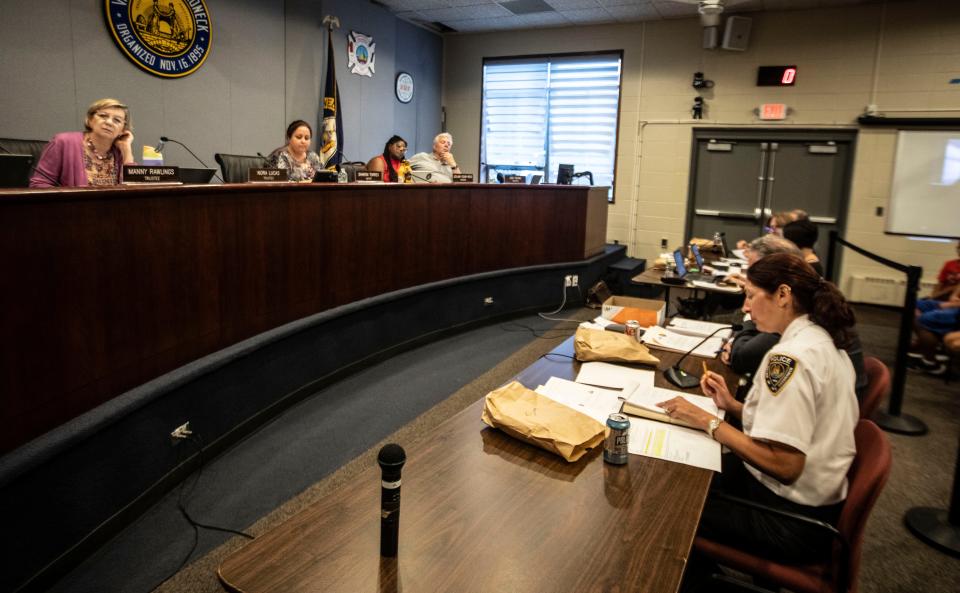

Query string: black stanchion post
905 431 960 557
826 230 839 283
871 264 928 435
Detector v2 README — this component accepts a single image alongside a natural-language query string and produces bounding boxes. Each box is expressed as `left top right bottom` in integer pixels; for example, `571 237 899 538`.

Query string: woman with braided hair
366 135 409 183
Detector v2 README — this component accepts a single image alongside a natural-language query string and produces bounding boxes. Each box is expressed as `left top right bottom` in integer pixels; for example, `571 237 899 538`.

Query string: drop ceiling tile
603 4 660 18
561 7 617 23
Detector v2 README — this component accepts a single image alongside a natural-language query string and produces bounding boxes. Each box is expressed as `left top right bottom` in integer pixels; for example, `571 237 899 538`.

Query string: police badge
765 353 797 395
104 0 212 78
347 31 376 77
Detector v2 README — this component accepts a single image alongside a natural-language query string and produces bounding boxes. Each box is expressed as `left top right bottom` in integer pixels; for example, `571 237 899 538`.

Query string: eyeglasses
95 112 126 127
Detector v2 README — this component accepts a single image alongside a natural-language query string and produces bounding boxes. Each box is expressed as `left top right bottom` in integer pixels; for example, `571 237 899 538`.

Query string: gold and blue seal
104 0 212 78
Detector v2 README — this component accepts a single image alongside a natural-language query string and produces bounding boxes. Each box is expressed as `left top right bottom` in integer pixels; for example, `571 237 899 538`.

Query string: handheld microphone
158 136 224 183
664 323 742 389
378 443 406 557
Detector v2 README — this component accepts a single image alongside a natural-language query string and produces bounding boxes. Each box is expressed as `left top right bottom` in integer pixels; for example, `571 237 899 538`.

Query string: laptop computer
0 154 34 188
672 249 715 283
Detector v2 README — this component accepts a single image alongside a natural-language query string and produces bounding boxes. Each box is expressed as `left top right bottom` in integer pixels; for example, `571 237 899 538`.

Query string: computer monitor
690 244 704 269
0 154 34 188
556 164 574 185
672 249 688 277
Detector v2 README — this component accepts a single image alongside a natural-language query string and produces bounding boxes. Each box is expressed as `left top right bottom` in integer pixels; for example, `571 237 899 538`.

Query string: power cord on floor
538 276 584 321
155 432 254 590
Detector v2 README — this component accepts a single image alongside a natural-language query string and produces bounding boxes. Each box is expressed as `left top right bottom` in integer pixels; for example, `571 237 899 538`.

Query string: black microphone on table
256 152 271 166
378 443 406 557
664 323 742 389
157 136 224 183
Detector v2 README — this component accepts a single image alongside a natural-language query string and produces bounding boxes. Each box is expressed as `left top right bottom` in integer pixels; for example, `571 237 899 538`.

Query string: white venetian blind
481 54 622 199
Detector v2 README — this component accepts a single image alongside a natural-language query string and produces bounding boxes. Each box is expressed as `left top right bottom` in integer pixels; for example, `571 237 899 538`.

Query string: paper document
731 249 748 261
579 316 615 331
628 417 722 471
535 377 623 424
641 327 723 357
624 384 724 419
667 318 733 339
575 361 655 391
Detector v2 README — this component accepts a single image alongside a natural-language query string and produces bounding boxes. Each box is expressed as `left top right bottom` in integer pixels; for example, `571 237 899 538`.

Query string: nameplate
453 173 474 183
355 170 382 182
123 165 180 184
249 168 289 182
503 175 524 184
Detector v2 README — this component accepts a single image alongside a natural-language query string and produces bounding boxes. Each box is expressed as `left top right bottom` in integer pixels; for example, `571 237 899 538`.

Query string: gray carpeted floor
46 306 960 593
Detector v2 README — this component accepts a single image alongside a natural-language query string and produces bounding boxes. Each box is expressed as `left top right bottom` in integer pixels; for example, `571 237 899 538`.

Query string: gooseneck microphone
154 137 165 153
664 323 742 389
256 152 271 166
378 443 406 557
158 136 224 182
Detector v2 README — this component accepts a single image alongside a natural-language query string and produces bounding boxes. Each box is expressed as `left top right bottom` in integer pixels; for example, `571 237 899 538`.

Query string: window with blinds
481 53 622 200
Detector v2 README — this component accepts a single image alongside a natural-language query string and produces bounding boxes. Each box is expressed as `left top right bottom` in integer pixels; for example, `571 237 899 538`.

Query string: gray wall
0 0 442 171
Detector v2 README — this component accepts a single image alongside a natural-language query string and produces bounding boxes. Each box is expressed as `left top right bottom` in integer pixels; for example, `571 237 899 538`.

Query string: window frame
478 50 625 203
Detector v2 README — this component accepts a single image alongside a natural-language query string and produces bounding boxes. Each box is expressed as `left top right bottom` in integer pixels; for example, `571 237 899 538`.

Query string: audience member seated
927 240 960 300
408 132 460 183
735 209 807 250
660 253 859 567
269 119 323 182
30 98 136 188
782 218 823 276
366 135 410 183
910 284 960 375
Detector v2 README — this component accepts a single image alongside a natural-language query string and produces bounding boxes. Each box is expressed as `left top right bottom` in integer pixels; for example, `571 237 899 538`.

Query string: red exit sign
759 104 788 120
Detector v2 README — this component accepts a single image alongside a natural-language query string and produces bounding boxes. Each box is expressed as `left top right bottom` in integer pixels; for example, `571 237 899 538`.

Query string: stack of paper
667 318 733 339
640 326 723 358
534 377 623 425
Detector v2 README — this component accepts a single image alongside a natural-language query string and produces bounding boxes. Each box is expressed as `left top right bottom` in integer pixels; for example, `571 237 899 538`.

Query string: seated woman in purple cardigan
30 98 136 188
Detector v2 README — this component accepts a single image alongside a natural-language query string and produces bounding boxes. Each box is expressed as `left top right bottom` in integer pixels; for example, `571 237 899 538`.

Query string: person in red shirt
930 241 960 300
366 136 408 183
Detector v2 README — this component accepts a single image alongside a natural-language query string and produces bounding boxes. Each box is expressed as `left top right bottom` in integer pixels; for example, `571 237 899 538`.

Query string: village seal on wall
104 0 212 78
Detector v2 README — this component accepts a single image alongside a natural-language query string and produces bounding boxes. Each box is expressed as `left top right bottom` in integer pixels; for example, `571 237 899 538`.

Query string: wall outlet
483 296 494 306
170 421 192 445
571 275 579 287
564 275 573 287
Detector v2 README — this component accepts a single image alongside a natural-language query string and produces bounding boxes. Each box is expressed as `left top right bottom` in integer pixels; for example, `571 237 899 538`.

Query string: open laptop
0 154 34 188
672 249 715 283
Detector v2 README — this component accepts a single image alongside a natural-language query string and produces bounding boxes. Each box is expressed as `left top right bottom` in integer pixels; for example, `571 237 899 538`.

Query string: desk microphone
158 136 224 182
256 152 271 166
664 323 742 389
409 171 433 183
378 443 406 557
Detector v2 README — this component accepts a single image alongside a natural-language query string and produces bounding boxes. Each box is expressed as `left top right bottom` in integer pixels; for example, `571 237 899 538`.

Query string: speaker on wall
702 26 719 50
722 16 752 51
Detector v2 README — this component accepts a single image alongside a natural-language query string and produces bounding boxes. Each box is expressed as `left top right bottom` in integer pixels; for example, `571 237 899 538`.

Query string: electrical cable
153 433 253 590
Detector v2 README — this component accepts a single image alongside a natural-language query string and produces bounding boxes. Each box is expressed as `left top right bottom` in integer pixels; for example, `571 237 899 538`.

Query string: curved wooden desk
0 182 608 453
219 339 738 593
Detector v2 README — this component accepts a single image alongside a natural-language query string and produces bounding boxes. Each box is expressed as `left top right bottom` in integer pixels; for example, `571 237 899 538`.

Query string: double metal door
686 130 856 260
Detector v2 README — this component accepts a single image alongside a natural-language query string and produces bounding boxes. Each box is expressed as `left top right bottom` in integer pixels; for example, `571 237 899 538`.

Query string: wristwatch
707 417 722 440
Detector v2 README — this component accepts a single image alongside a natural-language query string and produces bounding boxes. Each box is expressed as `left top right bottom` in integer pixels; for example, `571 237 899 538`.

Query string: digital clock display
757 65 797 86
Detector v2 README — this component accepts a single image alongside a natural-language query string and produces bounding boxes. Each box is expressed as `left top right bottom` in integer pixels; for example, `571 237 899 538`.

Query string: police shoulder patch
765 353 797 395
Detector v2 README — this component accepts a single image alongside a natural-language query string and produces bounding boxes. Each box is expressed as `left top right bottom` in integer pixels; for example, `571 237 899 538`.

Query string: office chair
694 419 892 593
859 357 890 420
0 137 49 174
338 161 367 182
214 153 268 183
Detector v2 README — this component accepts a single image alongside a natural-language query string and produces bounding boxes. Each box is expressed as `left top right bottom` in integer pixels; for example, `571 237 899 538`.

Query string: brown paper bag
481 381 605 462
574 327 660 366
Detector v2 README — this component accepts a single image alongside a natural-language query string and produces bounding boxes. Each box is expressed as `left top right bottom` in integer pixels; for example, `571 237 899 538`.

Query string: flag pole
319 15 343 171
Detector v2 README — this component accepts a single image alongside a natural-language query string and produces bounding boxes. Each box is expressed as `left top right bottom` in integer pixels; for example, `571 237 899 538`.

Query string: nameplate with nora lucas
123 165 181 184
249 168 289 182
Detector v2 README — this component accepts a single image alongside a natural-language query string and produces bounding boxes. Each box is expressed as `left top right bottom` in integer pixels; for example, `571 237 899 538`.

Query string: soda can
624 320 639 338
603 413 630 465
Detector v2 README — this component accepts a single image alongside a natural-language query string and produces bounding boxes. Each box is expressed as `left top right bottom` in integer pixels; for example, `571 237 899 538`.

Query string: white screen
886 130 960 239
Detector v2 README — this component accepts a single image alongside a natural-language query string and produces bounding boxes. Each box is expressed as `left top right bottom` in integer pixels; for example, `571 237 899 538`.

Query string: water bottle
337 168 348 184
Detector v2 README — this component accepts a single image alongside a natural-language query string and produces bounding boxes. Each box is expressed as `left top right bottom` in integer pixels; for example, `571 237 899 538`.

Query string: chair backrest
836 419 892 593
214 153 267 184
339 161 367 182
859 357 890 419
0 137 49 175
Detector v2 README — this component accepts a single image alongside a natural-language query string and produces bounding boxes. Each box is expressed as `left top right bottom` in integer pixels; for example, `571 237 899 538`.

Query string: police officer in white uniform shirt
658 253 859 564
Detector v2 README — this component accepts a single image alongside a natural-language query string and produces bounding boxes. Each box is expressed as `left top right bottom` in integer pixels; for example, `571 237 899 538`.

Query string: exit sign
759 103 788 120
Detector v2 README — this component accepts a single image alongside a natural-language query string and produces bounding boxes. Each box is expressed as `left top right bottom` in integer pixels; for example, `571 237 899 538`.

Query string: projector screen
886 130 960 239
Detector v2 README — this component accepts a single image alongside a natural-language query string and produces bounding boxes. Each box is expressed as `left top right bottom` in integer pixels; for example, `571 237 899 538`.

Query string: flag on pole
320 31 343 170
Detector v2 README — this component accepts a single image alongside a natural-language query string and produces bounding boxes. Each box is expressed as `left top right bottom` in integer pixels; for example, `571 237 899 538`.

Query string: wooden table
218 338 737 593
